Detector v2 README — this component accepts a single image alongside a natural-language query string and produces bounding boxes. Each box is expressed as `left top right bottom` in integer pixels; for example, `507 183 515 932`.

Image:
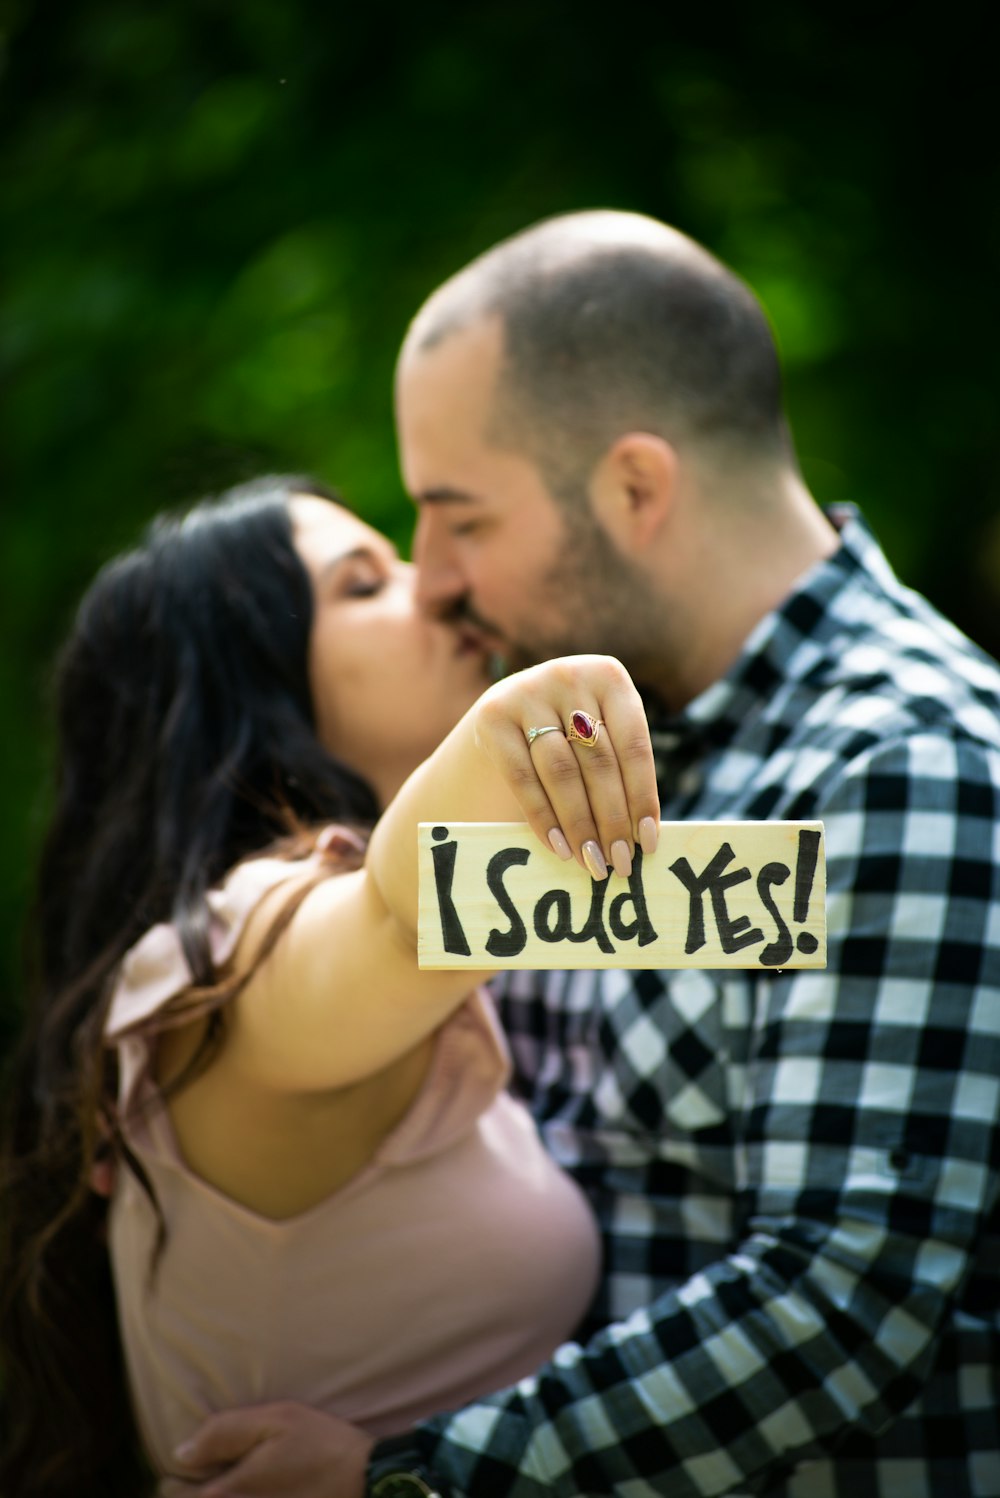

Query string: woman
0 475 659 1496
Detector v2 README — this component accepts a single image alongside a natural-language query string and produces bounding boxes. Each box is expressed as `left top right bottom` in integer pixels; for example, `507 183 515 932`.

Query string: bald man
182 213 1000 1498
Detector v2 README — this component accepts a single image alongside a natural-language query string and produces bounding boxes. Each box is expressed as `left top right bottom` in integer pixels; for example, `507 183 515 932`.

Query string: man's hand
173 1401 374 1498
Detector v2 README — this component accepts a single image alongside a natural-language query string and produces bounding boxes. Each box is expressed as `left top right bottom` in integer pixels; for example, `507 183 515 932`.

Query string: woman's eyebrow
316 543 396 590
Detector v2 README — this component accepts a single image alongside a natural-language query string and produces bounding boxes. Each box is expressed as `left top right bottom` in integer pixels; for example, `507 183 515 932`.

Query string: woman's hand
473 654 660 880
174 1401 372 1497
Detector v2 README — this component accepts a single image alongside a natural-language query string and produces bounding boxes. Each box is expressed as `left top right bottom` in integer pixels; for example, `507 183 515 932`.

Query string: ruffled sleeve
103 834 365 1120
103 920 194 1044
104 830 366 1046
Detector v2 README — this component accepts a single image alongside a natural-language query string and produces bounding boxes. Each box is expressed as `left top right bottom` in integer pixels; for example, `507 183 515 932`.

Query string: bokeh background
2 1 998 1051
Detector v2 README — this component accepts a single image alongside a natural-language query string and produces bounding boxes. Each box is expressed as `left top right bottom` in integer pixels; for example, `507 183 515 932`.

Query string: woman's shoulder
103 827 366 1044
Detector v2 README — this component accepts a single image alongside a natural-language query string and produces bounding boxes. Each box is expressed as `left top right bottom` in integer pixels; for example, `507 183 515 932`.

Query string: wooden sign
418 821 825 970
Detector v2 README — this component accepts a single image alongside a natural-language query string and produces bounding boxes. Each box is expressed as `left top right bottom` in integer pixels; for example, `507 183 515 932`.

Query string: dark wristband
366 1434 450 1498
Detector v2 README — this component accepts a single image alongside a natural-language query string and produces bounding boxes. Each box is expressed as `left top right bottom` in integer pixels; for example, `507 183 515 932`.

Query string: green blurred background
2 0 998 1051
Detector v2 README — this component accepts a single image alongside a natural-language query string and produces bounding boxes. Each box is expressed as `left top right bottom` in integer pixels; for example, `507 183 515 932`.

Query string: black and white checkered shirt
411 508 1000 1496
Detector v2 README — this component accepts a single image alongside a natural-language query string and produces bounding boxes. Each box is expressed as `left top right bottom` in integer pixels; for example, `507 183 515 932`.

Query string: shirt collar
646 503 888 758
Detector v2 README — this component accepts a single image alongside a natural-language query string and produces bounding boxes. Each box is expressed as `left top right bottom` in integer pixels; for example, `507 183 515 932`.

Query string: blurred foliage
1 0 998 1051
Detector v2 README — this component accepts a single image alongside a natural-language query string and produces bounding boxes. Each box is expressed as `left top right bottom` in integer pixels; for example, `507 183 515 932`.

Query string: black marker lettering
794 828 821 954
533 875 615 953
669 842 763 955
533 889 573 941
430 827 471 956
756 861 793 967
608 847 659 947
485 847 530 957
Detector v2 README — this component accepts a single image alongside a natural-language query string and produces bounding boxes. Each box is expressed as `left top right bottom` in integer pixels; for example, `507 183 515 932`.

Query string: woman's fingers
528 724 618 877
475 701 578 863
583 682 661 859
476 656 660 877
558 680 659 872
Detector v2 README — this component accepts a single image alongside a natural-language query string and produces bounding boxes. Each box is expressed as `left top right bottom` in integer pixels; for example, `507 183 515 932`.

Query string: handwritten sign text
418 821 826 970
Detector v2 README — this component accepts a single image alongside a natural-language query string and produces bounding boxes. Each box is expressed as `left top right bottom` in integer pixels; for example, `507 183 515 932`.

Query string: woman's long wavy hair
0 475 381 1496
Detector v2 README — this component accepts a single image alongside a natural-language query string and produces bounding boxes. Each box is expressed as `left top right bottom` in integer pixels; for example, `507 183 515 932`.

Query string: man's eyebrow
414 487 480 507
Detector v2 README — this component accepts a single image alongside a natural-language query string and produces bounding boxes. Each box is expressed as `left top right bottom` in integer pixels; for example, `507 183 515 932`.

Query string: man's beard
477 514 663 686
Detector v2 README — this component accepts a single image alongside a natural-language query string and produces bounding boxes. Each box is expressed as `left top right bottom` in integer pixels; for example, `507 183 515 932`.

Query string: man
182 212 1000 1495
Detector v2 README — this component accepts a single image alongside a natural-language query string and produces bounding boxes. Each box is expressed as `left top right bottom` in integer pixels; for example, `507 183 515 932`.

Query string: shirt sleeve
408 730 1000 1496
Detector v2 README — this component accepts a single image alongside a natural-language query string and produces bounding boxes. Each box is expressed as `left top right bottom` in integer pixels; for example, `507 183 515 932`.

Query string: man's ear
588 433 678 551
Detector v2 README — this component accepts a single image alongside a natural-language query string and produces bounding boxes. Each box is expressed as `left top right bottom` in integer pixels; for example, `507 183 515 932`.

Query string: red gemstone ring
566 710 604 747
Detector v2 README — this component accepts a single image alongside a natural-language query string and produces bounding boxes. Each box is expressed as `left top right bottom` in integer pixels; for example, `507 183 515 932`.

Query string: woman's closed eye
343 568 384 598
334 549 392 599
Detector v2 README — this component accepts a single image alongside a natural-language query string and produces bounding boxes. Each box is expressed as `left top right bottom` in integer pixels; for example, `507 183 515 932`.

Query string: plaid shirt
410 508 1000 1497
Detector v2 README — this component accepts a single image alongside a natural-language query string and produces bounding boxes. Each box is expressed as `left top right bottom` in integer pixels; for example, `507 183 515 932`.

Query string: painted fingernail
548 827 573 860
582 840 609 880
610 839 633 878
639 816 659 855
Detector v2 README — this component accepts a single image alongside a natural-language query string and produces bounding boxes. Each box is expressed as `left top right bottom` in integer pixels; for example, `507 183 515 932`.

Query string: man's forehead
397 315 504 413
401 308 505 371
397 338 510 503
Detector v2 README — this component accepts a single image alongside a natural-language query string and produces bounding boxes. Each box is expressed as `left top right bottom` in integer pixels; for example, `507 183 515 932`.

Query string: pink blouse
104 851 601 1491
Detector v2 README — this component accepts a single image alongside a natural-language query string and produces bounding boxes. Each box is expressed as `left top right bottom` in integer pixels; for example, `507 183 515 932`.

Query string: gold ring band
565 710 604 747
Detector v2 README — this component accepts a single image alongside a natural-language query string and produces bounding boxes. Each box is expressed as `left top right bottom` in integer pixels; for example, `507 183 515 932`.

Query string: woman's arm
224 655 658 1091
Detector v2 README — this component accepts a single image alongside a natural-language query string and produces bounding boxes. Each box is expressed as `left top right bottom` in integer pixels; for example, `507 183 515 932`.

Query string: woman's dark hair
0 474 380 1495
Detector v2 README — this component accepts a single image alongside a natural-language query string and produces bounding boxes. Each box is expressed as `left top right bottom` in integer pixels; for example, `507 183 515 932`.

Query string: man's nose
412 513 466 616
